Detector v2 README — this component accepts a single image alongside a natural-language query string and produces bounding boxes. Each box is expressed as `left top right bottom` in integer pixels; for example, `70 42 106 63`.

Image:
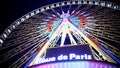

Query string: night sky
0 0 120 34
0 0 66 34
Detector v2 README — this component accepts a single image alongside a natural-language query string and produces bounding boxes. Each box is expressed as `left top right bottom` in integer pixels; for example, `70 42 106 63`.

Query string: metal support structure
0 1 120 68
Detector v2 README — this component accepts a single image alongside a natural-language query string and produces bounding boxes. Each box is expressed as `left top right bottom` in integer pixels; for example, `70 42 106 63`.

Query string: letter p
69 53 76 60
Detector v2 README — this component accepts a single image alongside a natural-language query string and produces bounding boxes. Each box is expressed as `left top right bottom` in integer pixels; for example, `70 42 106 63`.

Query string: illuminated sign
57 53 92 60
46 44 93 59
35 45 94 64
35 53 92 64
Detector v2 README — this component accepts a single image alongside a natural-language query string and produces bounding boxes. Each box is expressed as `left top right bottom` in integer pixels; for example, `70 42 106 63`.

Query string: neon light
60 31 66 46
35 57 56 64
29 11 116 66
34 53 92 65
67 20 116 63
57 54 68 60
100 46 120 64
68 31 77 45
29 61 120 68
69 53 92 60
24 52 37 68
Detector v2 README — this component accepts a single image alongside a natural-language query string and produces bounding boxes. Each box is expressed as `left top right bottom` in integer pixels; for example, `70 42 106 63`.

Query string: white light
78 1 82 4
83 1 87 4
89 1 93 5
67 2 70 5
30 12 35 16
72 1 76 4
86 16 94 18
26 15 30 19
17 21 20 25
80 12 85 15
35 57 56 64
3 34 7 38
52 14 55 17
114 6 117 9
21 18 25 22
62 2 65 6
84 14 90 17
101 2 105 6
69 53 92 60
36 10 40 14
72 10 75 14
48 17 52 19
46 6 49 10
95 2 99 5
7 29 11 33
51 5 54 8
107 4 111 7
70 53 76 60
43 19 49 21
56 3 59 7
57 54 68 60
76 11 80 14
57 12 60 16
12 25 15 29
0 39 3 44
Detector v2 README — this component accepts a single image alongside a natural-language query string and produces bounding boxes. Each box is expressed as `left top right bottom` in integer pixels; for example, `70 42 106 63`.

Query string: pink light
29 61 119 68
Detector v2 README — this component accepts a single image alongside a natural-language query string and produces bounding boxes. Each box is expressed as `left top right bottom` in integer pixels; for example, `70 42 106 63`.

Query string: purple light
29 61 119 68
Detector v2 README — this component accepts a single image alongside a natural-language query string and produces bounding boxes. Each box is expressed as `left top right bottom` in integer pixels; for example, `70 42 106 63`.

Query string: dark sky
0 0 66 34
0 0 120 34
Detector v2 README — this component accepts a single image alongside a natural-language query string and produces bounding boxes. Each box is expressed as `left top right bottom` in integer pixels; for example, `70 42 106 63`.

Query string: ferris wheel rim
0 0 120 46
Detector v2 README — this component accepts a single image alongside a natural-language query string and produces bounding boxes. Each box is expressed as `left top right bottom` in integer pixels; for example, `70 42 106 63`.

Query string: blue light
100 45 120 64
24 52 37 68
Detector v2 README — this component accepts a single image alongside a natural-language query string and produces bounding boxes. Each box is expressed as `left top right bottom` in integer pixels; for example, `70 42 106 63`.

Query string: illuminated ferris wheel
0 1 120 68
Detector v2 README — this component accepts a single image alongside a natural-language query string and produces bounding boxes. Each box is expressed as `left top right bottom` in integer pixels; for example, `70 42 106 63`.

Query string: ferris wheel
0 1 120 68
